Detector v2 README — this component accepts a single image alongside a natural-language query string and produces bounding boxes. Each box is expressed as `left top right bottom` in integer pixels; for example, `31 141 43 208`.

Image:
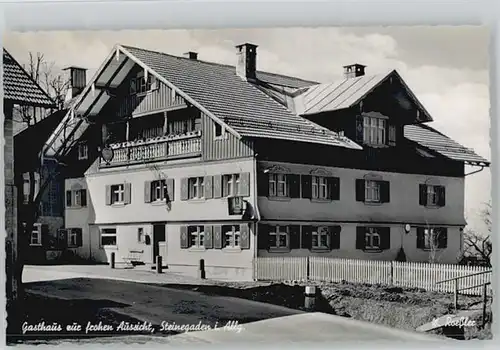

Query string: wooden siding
116 80 186 119
201 113 254 161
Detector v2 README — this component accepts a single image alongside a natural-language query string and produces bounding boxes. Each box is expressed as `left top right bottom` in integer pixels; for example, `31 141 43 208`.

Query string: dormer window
130 70 157 95
363 115 386 146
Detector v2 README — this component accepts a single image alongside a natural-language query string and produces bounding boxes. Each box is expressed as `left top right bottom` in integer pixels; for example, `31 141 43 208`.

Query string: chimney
235 43 258 80
343 64 366 79
63 66 87 101
183 51 198 60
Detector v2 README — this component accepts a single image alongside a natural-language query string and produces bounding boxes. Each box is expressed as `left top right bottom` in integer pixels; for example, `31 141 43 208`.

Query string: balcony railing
100 130 201 167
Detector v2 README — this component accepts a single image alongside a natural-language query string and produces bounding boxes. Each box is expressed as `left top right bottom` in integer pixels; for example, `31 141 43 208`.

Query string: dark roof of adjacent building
121 45 361 149
2 49 55 107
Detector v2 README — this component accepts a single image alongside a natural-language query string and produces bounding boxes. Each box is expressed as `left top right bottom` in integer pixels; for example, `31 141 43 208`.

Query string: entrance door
152 223 166 263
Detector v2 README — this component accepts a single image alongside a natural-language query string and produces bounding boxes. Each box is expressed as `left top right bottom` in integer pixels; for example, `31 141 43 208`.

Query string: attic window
78 142 88 160
130 71 157 95
214 123 225 139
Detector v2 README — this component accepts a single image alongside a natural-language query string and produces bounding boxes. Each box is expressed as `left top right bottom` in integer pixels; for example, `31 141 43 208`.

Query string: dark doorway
152 223 166 263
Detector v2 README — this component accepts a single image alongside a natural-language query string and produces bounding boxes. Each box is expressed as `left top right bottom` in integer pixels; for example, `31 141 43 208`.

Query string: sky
3 26 491 234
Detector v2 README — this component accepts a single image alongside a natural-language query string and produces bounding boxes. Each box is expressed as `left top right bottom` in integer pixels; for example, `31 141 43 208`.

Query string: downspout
252 152 261 281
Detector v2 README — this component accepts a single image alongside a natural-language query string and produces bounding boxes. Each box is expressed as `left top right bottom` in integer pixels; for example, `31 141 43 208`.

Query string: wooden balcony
100 130 201 167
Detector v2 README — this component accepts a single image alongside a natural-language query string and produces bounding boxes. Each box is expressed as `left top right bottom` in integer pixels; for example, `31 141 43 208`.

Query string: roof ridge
119 44 318 85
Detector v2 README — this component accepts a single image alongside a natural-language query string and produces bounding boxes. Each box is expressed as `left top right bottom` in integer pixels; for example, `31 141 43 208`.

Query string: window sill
311 247 331 253
364 143 389 149
222 247 242 253
151 200 168 206
424 204 444 209
362 248 384 253
103 245 118 250
188 247 206 252
78 157 88 161
363 201 383 206
214 135 228 141
111 203 126 208
310 198 333 203
268 248 290 253
268 196 291 202
187 198 206 203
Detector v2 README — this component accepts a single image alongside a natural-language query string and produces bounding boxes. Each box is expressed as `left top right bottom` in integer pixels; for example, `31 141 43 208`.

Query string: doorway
152 223 166 263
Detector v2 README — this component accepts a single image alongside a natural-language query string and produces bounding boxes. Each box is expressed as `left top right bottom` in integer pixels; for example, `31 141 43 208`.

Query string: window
67 228 82 248
363 116 386 145
111 184 125 204
312 176 328 200
101 228 117 246
78 142 88 160
188 226 204 248
30 224 42 246
269 225 288 249
130 71 156 95
365 180 380 203
365 227 381 249
222 174 240 197
223 225 241 248
188 177 204 199
214 123 224 138
23 174 39 204
137 228 145 243
419 184 445 207
66 189 87 208
269 174 288 197
312 226 330 249
418 227 447 250
152 180 168 202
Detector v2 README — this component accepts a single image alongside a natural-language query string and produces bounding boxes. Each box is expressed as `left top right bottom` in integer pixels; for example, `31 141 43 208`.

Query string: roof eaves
118 44 243 140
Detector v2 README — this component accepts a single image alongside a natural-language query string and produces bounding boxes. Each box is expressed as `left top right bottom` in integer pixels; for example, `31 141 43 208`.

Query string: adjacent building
42 44 489 280
3 48 55 323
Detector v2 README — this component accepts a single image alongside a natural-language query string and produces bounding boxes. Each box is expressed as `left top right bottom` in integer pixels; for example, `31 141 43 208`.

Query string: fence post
390 261 394 285
304 286 316 311
110 252 115 269
156 255 163 274
453 279 459 311
482 283 488 328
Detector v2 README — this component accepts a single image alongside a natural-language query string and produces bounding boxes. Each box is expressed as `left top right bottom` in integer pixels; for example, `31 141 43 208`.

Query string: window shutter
257 224 269 250
355 179 365 202
180 226 189 249
165 178 174 202
380 181 390 203
419 184 427 206
76 228 83 247
301 175 312 199
66 190 72 207
257 172 269 197
180 178 189 200
81 190 87 207
204 225 213 249
204 176 214 199
437 186 446 207
289 174 301 198
355 115 364 142
124 183 132 204
41 224 49 247
144 181 152 203
301 225 312 250
416 227 425 249
240 172 250 197
240 224 250 250
329 226 341 250
355 227 365 250
379 227 391 250
105 185 111 206
213 175 222 199
289 225 300 249
438 228 448 249
328 177 340 200
213 225 223 249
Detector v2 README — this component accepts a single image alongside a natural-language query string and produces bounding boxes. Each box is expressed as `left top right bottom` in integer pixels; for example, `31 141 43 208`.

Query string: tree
462 202 492 267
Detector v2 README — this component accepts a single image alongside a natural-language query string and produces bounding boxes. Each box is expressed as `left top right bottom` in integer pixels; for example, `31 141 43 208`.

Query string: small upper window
78 142 88 160
214 123 224 138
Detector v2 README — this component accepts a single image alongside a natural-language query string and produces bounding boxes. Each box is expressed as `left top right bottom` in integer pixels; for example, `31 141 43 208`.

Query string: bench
122 249 144 268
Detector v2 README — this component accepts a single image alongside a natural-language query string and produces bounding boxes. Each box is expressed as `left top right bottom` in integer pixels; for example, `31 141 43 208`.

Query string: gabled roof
120 45 360 149
2 49 55 107
293 70 432 123
404 124 489 166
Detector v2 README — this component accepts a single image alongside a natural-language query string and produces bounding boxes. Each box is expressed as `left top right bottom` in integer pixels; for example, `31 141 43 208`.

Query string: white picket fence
254 256 492 296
